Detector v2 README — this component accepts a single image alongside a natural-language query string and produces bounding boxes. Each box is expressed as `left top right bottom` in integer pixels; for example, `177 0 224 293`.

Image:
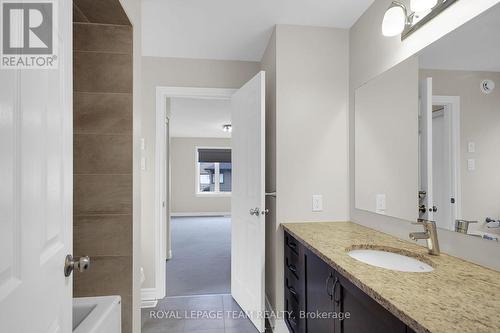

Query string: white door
420 77 434 221
231 71 266 332
432 109 447 229
0 2 73 332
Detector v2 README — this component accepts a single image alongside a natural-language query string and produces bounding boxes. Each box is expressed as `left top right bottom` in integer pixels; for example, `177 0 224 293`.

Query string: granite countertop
282 222 500 333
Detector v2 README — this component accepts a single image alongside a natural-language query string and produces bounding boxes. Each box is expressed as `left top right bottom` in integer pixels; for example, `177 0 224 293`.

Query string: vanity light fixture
410 0 438 12
382 2 409 37
382 0 458 39
222 124 232 133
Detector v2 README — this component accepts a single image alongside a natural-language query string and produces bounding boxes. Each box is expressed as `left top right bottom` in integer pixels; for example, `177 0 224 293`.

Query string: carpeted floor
166 216 231 297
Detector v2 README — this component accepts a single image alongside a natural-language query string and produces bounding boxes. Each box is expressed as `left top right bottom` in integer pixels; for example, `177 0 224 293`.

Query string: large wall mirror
355 3 500 243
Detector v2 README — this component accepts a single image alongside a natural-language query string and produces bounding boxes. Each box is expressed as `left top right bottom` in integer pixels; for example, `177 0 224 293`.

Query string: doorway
142 72 268 333
421 95 461 230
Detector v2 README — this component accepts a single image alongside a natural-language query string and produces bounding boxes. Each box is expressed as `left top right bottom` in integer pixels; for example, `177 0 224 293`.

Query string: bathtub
73 296 121 333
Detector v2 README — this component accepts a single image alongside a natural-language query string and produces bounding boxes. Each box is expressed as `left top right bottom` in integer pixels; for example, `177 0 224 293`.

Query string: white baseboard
171 212 231 217
141 299 158 309
265 295 289 333
265 296 276 330
141 288 160 305
273 319 289 333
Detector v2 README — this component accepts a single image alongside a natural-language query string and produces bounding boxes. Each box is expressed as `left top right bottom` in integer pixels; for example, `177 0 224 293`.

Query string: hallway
166 216 231 296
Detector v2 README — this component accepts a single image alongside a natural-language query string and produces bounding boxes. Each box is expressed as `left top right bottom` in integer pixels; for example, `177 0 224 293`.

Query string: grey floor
142 216 270 333
166 216 231 296
142 294 270 333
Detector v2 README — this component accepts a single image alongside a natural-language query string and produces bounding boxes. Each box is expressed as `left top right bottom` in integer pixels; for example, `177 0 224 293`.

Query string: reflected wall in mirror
418 4 500 241
354 57 419 222
354 3 500 244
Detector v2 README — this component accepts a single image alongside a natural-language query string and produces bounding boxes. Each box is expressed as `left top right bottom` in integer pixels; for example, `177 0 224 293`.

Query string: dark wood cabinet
284 232 306 333
304 249 335 333
336 274 408 333
284 231 414 333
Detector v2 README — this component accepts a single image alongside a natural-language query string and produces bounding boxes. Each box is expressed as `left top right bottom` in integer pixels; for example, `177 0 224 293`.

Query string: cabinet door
335 275 407 333
305 250 335 333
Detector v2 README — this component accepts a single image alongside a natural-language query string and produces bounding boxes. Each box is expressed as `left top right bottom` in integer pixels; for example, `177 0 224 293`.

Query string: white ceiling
170 98 231 138
142 0 374 61
419 3 500 72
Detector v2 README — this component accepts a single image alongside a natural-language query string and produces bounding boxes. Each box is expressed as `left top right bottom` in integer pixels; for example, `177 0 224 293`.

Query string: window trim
195 146 232 197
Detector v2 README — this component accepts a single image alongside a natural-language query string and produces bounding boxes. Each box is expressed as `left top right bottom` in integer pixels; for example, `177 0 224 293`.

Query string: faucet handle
413 218 436 227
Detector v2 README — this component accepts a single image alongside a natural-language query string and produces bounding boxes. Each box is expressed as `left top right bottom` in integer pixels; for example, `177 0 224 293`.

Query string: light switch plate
468 142 475 153
141 157 147 170
376 194 386 214
312 195 323 212
140 138 146 150
467 159 475 171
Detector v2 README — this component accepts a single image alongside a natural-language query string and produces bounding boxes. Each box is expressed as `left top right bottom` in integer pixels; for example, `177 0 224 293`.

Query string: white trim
195 192 232 197
265 296 288 333
265 296 275 330
155 87 237 299
432 95 461 229
153 99 167 301
272 320 289 333
171 212 231 217
140 299 158 309
141 288 159 303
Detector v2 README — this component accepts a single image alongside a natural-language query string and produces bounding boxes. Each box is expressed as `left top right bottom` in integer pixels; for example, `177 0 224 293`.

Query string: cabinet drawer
285 293 304 333
285 232 300 254
285 245 302 279
285 272 301 301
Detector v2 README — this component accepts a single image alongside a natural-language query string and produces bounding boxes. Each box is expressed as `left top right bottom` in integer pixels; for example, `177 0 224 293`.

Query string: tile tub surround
282 222 500 333
72 4 133 333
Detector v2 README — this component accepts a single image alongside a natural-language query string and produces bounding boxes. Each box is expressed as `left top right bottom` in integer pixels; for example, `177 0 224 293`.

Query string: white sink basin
348 249 434 273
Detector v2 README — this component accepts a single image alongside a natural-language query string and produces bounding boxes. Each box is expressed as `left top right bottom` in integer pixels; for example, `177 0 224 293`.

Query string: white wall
118 0 142 332
350 0 500 271
140 57 259 289
262 25 350 320
171 137 231 214
421 69 500 234
355 56 419 221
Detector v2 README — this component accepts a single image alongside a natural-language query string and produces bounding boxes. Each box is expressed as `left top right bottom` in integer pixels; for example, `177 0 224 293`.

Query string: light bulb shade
410 0 438 12
382 6 406 37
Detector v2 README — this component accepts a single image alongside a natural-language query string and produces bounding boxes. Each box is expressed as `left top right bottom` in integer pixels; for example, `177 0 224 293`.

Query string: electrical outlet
312 195 323 212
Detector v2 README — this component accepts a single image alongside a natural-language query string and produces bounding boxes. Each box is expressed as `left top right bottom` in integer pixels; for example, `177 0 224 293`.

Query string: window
197 148 232 195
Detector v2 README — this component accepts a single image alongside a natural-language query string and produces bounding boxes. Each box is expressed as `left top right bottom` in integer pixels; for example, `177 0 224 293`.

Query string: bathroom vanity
282 222 500 333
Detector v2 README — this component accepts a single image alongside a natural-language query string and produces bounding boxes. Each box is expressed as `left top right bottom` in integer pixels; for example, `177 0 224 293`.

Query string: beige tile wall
73 21 133 333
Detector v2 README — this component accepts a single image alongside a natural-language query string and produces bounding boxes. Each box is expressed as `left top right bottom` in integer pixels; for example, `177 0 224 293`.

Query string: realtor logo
1 0 58 69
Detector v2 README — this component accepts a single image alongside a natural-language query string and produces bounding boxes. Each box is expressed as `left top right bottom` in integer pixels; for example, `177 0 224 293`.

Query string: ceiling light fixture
222 124 232 133
382 2 409 37
410 0 438 12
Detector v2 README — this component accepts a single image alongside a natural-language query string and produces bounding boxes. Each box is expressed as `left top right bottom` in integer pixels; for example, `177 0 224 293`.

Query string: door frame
432 95 461 229
143 87 236 302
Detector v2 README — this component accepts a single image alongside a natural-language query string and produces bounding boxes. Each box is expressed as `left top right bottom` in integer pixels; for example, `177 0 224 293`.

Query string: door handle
249 207 260 216
64 254 90 277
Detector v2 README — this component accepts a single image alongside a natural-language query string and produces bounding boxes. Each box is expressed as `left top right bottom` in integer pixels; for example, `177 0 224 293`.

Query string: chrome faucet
409 218 440 255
